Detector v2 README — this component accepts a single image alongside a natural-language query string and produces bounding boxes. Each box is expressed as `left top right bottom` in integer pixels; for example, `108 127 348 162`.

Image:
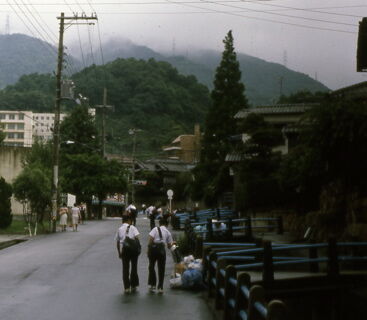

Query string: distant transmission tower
283 50 288 68
5 15 10 34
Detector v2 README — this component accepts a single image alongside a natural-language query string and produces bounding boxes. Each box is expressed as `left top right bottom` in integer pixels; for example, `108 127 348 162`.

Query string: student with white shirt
147 218 174 294
116 215 141 294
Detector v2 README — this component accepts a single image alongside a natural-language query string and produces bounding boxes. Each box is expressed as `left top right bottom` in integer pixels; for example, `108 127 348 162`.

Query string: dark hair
122 215 131 223
159 218 168 226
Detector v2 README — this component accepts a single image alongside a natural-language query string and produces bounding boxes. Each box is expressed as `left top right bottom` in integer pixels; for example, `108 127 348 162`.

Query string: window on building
35 116 39 120
17 123 24 130
17 133 24 139
9 114 15 120
0 114 6 120
7 123 15 130
46 117 49 120
18 114 24 120
7 133 15 139
41 117 44 120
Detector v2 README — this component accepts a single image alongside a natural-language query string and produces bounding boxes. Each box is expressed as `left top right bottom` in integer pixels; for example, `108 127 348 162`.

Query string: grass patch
0 219 50 235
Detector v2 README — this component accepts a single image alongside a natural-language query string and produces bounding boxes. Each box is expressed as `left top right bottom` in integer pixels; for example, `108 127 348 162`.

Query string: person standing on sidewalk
59 203 68 232
116 215 141 294
71 203 81 232
147 218 174 294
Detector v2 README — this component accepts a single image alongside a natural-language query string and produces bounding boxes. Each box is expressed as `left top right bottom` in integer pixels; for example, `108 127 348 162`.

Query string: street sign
167 189 174 197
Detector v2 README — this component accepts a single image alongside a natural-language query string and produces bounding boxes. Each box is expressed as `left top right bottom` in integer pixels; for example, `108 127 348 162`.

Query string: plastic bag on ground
170 273 183 288
181 269 203 289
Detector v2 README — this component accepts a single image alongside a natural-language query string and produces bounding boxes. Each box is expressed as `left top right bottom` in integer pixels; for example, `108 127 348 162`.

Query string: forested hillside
0 34 328 106
0 59 210 157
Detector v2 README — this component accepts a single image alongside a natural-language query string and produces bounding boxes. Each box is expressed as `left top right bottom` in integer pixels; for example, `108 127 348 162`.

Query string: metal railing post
245 216 253 239
234 272 251 320
215 259 227 309
223 265 237 320
262 241 274 287
248 285 265 320
327 238 339 278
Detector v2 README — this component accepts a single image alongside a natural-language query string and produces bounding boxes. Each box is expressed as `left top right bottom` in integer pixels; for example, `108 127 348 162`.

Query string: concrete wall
0 146 28 215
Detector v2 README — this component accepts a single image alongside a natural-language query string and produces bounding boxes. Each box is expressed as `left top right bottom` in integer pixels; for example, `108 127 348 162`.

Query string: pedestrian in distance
147 205 156 230
147 218 174 294
59 203 68 232
116 215 141 294
71 203 81 232
126 203 137 226
79 204 86 224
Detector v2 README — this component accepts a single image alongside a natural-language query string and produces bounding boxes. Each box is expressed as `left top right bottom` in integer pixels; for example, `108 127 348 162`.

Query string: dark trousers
132 213 137 226
122 253 139 289
148 252 166 289
149 215 155 230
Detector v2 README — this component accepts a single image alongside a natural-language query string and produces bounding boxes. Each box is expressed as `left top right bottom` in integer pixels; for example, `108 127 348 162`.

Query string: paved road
0 217 214 320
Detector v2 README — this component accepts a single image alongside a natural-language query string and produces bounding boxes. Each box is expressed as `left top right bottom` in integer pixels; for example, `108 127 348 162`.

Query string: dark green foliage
0 73 55 112
60 104 127 213
236 114 282 211
278 97 367 213
0 177 13 229
72 58 210 156
59 104 100 155
13 141 52 222
194 31 248 205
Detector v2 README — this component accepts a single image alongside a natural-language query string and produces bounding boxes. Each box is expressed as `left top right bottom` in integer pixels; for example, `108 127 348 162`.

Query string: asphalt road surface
0 216 214 320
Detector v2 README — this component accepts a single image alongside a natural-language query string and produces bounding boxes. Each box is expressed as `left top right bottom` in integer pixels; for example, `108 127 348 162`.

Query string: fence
203 240 367 320
185 216 283 256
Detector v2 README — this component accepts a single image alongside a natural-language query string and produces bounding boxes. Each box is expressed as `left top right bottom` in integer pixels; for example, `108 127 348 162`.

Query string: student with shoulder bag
147 218 174 294
116 215 141 294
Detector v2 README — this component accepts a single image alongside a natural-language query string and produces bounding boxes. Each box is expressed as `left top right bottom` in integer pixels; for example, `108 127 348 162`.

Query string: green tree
236 114 282 211
193 30 248 205
0 177 13 229
13 164 51 224
12 141 52 224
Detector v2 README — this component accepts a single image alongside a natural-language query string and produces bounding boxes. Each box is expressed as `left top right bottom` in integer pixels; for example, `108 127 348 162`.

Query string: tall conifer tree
194 30 248 205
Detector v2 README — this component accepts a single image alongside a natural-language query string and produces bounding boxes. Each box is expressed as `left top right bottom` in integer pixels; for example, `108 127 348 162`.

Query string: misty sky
1 0 367 89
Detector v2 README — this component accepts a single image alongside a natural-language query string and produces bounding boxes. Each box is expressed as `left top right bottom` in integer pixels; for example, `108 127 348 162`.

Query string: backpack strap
157 227 163 241
125 225 131 239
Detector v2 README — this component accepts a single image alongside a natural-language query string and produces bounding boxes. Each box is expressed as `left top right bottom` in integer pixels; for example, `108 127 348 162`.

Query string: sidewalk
0 234 28 250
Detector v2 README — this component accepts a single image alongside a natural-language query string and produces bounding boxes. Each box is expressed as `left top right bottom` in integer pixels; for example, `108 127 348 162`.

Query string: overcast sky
1 0 367 89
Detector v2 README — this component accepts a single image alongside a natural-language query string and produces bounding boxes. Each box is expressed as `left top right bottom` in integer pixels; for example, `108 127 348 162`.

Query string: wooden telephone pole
51 12 97 232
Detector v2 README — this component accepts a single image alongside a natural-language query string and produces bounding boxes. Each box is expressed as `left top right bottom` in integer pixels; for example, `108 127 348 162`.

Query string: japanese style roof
235 104 318 119
331 81 367 99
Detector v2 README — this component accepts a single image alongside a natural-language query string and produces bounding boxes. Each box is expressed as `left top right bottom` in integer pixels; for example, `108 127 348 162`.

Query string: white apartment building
1 108 96 146
33 112 66 142
0 111 33 147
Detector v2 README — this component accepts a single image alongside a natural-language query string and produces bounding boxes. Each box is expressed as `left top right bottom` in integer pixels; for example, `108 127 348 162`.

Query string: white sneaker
157 288 164 294
124 288 131 294
149 286 156 293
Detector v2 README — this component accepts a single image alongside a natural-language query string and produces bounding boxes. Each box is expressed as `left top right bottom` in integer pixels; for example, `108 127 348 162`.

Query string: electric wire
162 0 358 34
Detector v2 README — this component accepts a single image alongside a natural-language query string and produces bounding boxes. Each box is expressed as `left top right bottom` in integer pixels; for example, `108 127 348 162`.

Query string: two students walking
115 215 173 294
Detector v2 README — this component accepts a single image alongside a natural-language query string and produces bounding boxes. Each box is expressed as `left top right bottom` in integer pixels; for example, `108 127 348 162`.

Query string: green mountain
93 39 329 105
0 58 210 157
0 34 328 106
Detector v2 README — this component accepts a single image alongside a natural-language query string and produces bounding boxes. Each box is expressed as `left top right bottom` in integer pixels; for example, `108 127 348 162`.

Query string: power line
245 0 363 19
161 0 357 34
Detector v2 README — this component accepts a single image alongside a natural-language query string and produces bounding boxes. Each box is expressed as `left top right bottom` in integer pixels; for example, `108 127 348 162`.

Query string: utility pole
128 129 141 204
51 12 97 232
96 88 113 158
